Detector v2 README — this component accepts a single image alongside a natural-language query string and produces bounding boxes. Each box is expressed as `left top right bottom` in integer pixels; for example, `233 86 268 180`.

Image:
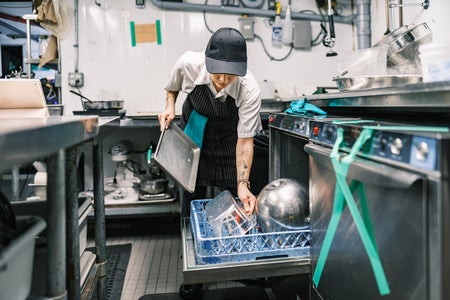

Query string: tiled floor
87 216 245 300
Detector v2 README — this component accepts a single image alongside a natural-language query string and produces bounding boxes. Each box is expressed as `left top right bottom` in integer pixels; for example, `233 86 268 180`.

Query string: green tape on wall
156 20 161 45
130 21 136 47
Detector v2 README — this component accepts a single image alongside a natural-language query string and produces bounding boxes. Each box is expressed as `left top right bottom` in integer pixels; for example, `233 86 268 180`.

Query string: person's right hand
159 91 178 131
158 108 175 131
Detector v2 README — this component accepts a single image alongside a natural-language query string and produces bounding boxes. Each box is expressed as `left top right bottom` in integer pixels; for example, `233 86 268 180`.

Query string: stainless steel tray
154 123 200 193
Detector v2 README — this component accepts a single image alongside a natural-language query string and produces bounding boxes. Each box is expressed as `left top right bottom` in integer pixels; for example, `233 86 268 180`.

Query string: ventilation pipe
150 0 354 24
355 0 371 49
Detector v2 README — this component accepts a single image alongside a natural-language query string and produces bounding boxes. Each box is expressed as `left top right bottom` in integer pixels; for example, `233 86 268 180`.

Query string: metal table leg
46 149 67 300
11 166 20 202
66 146 81 300
93 142 107 297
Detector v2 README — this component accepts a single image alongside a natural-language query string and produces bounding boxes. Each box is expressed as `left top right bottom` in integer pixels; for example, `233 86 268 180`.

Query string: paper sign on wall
130 20 161 46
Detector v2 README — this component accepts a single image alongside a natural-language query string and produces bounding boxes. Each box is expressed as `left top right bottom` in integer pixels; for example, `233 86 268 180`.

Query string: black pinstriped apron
179 84 239 189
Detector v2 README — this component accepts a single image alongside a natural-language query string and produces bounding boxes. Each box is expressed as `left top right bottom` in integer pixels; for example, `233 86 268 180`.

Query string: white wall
60 0 356 115
2 0 448 115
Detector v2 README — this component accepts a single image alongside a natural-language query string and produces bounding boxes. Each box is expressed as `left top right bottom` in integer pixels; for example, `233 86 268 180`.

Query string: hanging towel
184 109 208 149
285 98 327 116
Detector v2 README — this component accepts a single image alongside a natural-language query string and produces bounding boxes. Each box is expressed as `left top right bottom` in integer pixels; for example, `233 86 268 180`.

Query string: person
158 27 262 216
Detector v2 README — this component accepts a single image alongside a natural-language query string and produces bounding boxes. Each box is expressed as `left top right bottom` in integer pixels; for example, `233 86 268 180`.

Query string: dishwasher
305 118 450 300
180 113 318 299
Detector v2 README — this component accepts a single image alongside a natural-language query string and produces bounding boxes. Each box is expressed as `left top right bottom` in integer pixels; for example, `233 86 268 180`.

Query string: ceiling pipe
355 0 371 49
0 20 26 36
0 12 28 24
149 0 354 24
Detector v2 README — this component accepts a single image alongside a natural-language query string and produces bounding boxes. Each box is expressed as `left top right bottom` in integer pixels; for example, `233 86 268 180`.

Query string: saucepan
69 90 124 110
140 178 168 194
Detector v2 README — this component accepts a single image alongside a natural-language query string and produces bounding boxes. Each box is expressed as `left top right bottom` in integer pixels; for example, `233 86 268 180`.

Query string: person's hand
238 184 256 215
157 108 175 131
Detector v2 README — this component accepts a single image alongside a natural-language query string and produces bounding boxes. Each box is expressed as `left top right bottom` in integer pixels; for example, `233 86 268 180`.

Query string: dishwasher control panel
309 120 440 171
269 113 318 138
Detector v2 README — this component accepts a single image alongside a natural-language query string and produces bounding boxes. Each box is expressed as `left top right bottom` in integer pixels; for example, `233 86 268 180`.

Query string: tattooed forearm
236 138 254 181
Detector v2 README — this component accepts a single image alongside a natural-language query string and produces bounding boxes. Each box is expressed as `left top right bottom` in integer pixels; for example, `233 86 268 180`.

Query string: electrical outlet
238 16 255 40
69 72 84 87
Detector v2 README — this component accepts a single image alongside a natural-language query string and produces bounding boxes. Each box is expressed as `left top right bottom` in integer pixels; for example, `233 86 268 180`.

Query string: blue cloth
285 98 327 116
183 109 208 149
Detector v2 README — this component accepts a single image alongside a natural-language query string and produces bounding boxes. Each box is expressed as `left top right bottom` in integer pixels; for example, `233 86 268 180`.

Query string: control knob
415 141 429 161
390 138 403 156
325 125 335 141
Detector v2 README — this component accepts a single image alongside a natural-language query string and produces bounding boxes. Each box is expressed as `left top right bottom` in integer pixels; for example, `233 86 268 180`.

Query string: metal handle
328 14 335 39
69 89 93 103
389 0 430 9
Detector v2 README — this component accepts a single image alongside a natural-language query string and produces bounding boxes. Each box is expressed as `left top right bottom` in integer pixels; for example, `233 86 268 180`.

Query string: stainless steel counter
0 116 101 300
308 81 450 112
0 116 99 173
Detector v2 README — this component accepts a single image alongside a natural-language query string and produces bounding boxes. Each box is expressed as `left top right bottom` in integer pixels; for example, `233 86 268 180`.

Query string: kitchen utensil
140 178 168 195
384 23 432 67
69 90 124 110
204 190 257 237
333 74 422 91
374 25 409 48
153 122 200 193
324 0 337 57
256 178 309 232
69 89 92 103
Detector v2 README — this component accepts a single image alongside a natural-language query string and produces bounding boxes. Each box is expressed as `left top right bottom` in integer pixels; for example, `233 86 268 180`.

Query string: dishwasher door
181 217 311 285
305 143 432 300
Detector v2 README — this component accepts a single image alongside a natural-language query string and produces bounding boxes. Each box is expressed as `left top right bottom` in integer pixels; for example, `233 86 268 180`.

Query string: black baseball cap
205 27 247 76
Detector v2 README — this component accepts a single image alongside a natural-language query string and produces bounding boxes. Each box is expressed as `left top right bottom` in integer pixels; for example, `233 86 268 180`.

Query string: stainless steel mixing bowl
256 178 309 232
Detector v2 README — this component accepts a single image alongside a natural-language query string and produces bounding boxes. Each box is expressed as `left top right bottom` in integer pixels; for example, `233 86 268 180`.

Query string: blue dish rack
190 199 311 265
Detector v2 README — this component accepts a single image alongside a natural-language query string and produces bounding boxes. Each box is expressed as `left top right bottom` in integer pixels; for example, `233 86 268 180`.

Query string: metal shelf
22 14 60 73
308 81 450 111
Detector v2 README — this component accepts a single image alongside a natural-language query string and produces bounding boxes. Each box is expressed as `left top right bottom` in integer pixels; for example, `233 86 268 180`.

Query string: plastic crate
190 199 311 265
0 216 46 300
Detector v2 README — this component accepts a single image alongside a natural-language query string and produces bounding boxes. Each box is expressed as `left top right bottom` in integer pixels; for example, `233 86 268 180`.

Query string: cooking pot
374 23 432 67
69 90 124 110
373 25 409 48
140 179 168 195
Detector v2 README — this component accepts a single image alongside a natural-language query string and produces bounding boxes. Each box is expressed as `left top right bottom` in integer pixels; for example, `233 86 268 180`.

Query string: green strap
312 122 447 294
312 128 345 285
312 127 391 296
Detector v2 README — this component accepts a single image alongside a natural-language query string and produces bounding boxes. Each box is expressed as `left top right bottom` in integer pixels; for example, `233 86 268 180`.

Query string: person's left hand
238 184 256 215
